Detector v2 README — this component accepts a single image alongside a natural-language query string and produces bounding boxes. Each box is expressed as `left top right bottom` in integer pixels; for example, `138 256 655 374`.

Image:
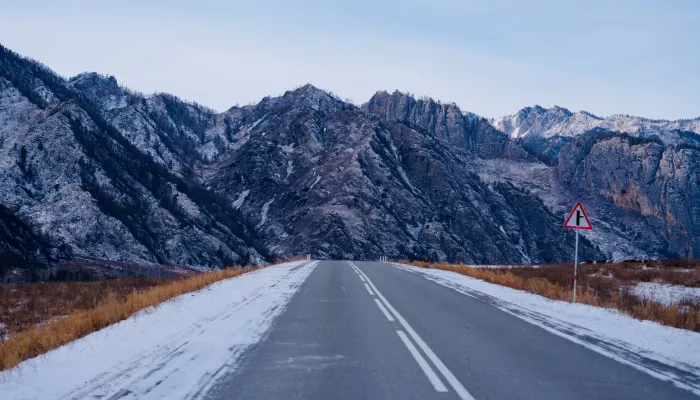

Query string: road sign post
574 230 579 303
563 202 592 303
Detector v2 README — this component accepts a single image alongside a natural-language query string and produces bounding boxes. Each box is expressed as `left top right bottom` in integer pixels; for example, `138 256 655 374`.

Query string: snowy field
0 261 317 400
631 282 700 306
392 262 700 396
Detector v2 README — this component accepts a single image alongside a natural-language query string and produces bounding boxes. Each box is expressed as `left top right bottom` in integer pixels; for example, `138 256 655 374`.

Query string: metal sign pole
573 230 579 303
564 201 591 303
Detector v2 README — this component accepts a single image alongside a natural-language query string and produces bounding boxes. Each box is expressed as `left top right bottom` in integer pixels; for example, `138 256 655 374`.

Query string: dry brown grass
268 257 308 265
401 259 700 333
0 278 165 337
0 266 256 371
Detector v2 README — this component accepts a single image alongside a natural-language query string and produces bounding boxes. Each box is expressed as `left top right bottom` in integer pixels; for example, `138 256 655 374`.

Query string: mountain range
492 105 700 146
1 43 698 279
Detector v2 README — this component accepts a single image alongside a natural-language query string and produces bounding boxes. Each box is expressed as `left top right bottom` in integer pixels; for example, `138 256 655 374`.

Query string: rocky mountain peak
285 83 325 96
69 72 119 90
517 105 573 119
364 90 467 139
549 105 573 115
277 84 344 113
68 72 130 110
365 90 463 120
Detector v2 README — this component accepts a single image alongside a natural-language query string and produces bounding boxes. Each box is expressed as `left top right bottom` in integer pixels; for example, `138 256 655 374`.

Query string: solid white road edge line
352 262 476 400
396 330 449 393
374 298 395 322
364 283 375 296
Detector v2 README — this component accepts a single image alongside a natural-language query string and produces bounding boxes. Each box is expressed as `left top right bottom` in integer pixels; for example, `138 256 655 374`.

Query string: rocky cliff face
363 91 529 159
558 134 700 258
365 95 700 261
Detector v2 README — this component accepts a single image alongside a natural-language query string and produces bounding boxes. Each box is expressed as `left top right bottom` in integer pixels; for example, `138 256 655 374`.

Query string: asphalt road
204 261 697 400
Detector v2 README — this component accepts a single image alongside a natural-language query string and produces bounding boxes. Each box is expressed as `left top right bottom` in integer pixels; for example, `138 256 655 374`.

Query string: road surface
204 261 696 400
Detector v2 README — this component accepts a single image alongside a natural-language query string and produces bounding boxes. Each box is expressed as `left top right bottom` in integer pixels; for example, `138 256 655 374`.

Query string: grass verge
0 266 256 371
401 260 700 333
0 278 166 336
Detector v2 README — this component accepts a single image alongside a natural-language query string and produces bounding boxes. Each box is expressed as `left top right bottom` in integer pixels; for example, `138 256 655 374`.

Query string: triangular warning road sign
564 202 592 230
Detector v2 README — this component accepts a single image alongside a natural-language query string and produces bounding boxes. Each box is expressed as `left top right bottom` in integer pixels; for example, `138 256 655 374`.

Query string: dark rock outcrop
0 205 66 279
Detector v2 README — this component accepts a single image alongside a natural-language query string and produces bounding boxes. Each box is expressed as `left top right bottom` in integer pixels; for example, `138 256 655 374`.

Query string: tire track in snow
98 262 318 400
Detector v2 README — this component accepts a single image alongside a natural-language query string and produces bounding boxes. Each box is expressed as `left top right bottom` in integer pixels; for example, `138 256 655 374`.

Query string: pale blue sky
1 0 698 119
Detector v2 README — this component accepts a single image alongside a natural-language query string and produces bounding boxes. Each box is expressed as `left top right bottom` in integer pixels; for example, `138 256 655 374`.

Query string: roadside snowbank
0 261 317 400
392 263 700 395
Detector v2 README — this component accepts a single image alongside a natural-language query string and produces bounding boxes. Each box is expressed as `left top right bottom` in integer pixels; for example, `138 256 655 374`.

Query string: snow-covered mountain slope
0 45 267 270
492 105 700 144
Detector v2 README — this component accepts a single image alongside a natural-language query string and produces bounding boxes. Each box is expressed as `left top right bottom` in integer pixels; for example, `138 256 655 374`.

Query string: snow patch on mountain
256 198 274 229
309 175 321 190
232 190 250 210
285 160 294 180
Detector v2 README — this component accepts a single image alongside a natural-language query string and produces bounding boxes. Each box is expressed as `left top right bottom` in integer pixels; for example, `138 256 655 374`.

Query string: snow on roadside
631 282 700 306
392 263 700 396
0 261 318 400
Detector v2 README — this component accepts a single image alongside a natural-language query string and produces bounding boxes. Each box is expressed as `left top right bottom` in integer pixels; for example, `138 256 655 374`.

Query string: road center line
350 265 366 281
374 298 395 322
351 262 476 400
396 330 448 393
364 283 375 296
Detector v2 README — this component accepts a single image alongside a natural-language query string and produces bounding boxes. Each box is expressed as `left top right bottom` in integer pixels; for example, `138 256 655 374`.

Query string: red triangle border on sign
563 201 592 230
